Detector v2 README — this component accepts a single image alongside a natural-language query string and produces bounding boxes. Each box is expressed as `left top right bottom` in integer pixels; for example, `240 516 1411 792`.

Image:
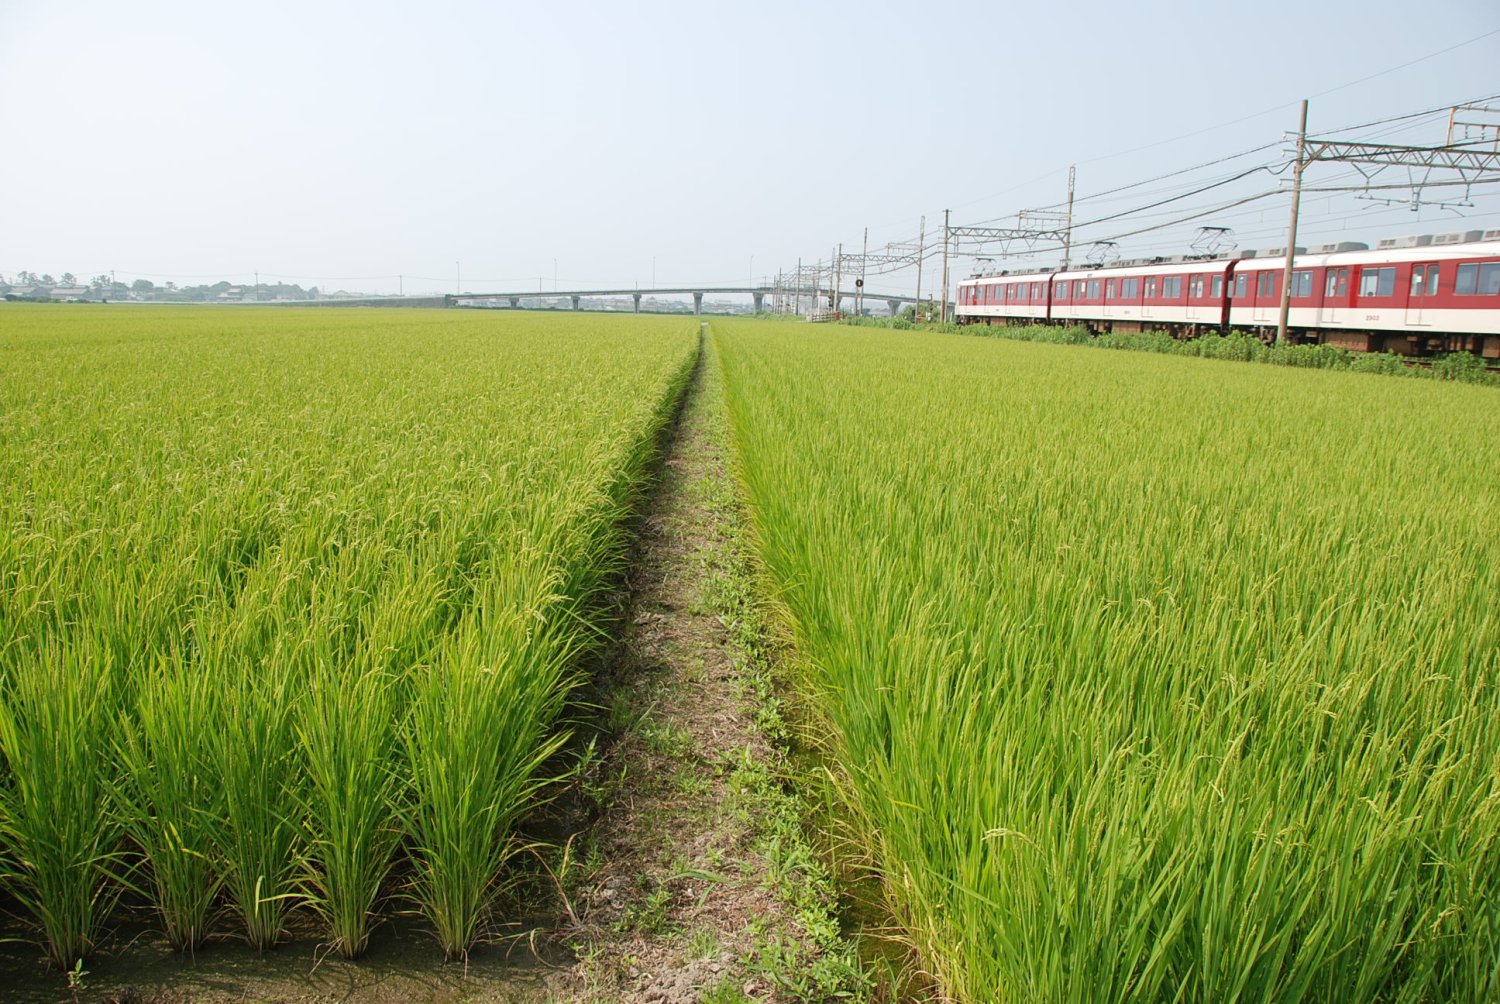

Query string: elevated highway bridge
448 285 915 316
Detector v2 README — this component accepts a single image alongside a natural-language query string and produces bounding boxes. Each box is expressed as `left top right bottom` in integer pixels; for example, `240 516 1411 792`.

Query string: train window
1190 275 1204 298
1481 263 1500 295
1055 282 1068 301
1426 267 1439 296
1235 274 1248 298
1256 272 1276 297
1076 280 1087 297
1106 279 1116 298
1033 283 1042 298
1087 280 1101 298
1211 275 1223 297
1455 264 1477 294
1358 267 1396 297
1120 278 1139 298
1458 262 1500 295
1163 277 1182 298
1411 267 1427 296
1145 278 1157 298
1291 271 1313 297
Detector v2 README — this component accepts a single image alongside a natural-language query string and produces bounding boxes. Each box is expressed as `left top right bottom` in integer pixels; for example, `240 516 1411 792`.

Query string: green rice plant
401 625 572 959
295 660 403 959
716 319 1500 1003
0 638 122 969
112 656 224 953
204 651 306 950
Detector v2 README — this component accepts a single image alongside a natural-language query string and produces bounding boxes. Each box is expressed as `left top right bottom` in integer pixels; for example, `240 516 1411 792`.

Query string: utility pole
915 216 925 323
1276 99 1309 346
828 248 835 310
1063 165 1076 270
254 270 259 300
399 274 403 297
835 243 843 317
940 209 950 324
858 227 867 317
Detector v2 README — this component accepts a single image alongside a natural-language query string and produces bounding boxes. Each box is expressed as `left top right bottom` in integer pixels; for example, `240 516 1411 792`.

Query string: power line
1307 29 1500 101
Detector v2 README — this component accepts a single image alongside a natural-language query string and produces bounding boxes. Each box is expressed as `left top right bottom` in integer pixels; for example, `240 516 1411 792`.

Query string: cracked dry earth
536 344 825 1003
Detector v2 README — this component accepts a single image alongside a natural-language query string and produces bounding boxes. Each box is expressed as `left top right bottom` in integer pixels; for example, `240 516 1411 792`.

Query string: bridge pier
632 292 642 312
571 295 581 311
692 291 703 315
508 296 520 309
752 291 764 313
887 298 903 317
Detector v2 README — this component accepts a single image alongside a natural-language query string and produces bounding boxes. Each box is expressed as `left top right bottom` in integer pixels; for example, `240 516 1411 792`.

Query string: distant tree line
2 271 320 302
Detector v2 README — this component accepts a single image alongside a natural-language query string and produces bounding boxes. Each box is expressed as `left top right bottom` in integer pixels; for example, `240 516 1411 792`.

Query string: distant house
47 286 94 301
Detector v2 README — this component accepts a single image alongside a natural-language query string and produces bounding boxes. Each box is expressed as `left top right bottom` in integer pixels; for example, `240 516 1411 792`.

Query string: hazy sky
3 0 1498 296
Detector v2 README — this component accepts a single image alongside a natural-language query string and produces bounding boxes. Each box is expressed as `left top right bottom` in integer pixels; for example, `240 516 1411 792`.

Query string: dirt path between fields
534 332 862 1003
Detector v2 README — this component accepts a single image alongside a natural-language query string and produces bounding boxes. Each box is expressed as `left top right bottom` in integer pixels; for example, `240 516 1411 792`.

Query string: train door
1405 263 1438 326
1319 268 1349 326
1252 271 1276 324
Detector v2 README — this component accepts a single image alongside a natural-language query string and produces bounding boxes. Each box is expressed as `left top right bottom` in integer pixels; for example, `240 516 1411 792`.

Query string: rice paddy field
0 305 697 969
715 319 1500 1003
5 303 1499 1003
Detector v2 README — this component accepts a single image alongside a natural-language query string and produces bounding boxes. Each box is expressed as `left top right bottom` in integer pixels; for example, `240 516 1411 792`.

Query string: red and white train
954 233 1500 358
